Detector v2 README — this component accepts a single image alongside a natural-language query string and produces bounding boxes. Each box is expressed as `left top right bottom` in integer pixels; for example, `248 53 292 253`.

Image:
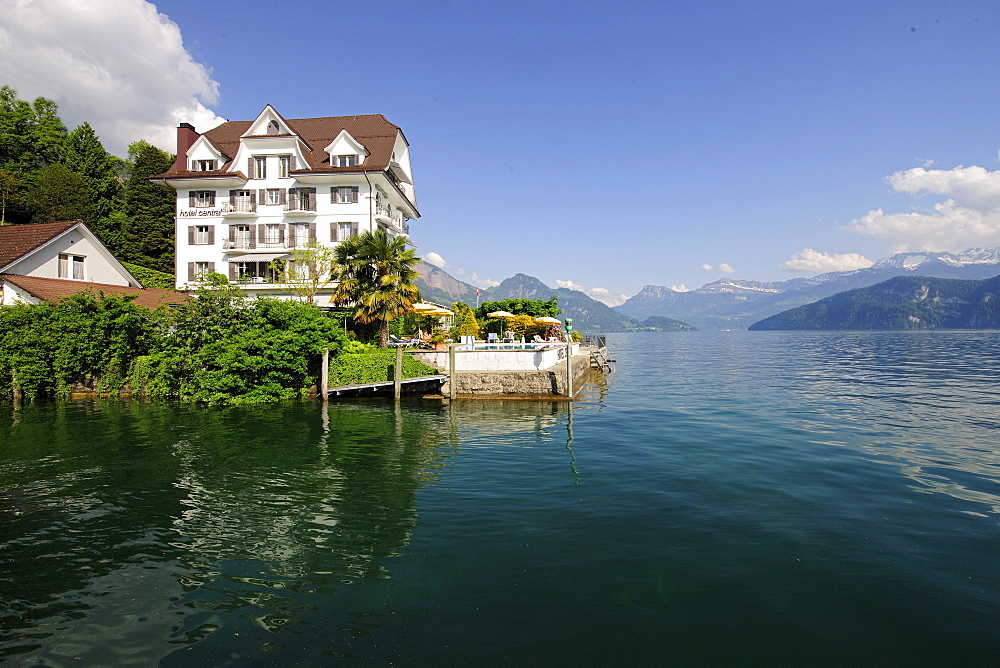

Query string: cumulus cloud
0 0 225 156
669 284 691 292
699 263 737 274
423 251 447 268
779 248 874 273
555 280 627 306
454 268 498 288
847 165 1000 252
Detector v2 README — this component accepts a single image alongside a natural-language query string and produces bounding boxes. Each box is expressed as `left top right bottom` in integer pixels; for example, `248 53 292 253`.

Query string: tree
64 122 125 235
122 140 175 271
331 229 421 348
0 170 23 225
23 163 91 223
449 302 481 339
271 240 340 303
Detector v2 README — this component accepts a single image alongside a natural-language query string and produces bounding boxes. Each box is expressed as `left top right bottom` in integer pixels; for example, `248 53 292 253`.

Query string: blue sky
2 0 997 303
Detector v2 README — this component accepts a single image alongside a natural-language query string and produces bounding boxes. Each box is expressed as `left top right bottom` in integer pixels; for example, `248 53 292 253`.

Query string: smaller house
0 220 187 309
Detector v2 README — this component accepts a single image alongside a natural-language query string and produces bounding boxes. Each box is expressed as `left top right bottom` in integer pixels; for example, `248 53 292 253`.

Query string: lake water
1 331 997 665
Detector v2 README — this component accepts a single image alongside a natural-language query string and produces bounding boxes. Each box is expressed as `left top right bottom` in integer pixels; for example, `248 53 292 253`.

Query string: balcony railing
223 199 257 215
223 239 290 250
284 194 316 212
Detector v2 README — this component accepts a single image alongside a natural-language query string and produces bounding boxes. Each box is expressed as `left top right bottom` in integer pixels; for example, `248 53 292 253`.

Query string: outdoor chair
487 333 500 344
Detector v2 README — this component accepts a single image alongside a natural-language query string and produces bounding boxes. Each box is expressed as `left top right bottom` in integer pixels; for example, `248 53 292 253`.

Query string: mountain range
749 274 1000 330
414 247 1000 333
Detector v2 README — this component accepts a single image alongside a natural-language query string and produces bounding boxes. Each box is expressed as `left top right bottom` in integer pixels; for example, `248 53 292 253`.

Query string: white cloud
555 279 627 306
847 165 1000 252
779 248 874 273
669 284 691 292
453 267 498 288
423 251 447 268
0 0 225 156
699 263 736 274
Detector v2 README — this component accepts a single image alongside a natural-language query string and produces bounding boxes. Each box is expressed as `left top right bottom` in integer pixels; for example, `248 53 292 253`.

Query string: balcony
284 194 317 214
222 199 257 216
223 239 290 252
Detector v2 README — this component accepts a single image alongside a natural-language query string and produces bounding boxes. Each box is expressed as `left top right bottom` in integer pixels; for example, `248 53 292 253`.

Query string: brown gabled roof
1 275 190 310
155 114 403 178
0 220 81 270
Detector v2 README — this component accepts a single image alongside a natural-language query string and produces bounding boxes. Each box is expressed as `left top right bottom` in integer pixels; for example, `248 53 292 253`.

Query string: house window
331 186 359 203
254 156 267 179
290 222 311 246
279 156 291 178
338 222 354 240
193 159 217 171
264 224 281 245
267 120 280 135
190 190 216 208
336 155 357 167
195 225 211 244
194 262 211 279
266 189 281 205
58 254 85 280
234 225 251 248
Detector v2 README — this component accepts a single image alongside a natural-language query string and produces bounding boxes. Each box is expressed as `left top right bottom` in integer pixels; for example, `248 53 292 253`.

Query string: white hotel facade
154 105 419 306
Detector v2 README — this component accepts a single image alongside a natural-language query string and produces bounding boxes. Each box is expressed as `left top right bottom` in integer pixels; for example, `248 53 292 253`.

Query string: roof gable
242 105 297 138
0 220 81 271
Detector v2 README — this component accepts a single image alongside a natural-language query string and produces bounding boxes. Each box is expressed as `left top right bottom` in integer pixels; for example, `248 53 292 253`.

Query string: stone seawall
441 352 593 397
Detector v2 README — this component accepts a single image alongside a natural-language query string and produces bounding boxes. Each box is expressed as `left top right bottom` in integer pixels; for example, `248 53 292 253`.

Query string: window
266 189 281 205
336 155 357 167
194 262 210 278
267 120 281 135
279 156 291 178
193 159 217 171
339 222 354 240
290 222 312 246
331 186 359 203
192 225 212 244
58 254 84 280
190 190 216 208
254 156 267 179
234 225 251 248
264 224 281 245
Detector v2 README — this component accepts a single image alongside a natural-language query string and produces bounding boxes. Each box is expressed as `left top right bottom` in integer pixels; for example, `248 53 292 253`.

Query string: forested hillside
749 275 1000 330
0 86 176 272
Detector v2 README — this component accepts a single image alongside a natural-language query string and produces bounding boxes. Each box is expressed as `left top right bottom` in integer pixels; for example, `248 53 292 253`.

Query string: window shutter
229 225 236 243
208 191 216 207
258 224 265 245
309 223 317 241
330 186 337 203
229 262 237 280
188 226 196 245
208 262 215 273
208 227 215 244
330 222 338 242
248 157 254 177
258 189 265 203
280 189 287 205
188 262 195 281
210 160 217 170
308 188 316 210
229 189 237 201
351 186 359 203
352 222 359 237
279 225 285 244
290 156 296 171
288 225 296 247
189 191 196 207
250 190 257 205
249 226 257 249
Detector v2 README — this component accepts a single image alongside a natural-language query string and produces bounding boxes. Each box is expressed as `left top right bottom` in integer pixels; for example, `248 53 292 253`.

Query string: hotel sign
179 209 222 218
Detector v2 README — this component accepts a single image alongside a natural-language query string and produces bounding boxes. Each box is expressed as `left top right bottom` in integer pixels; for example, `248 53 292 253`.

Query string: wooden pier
327 374 447 397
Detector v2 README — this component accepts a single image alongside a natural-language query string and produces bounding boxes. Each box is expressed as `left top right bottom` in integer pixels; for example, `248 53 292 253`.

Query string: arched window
267 119 280 135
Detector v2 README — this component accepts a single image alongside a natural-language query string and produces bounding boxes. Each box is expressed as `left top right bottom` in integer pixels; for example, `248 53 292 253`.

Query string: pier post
321 348 329 402
448 343 457 400
565 343 573 397
394 346 403 401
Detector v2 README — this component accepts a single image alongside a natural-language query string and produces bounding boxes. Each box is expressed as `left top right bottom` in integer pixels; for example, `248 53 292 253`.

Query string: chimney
171 123 199 171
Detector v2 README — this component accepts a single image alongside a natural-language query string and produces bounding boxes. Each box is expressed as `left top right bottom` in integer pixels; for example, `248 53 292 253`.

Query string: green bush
123 262 175 289
329 350 440 386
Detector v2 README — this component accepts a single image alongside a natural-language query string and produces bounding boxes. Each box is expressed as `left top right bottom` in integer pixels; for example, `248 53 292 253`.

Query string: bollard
394 345 403 401
565 342 573 397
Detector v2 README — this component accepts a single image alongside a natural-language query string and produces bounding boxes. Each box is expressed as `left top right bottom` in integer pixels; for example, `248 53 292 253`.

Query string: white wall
5 228 132 286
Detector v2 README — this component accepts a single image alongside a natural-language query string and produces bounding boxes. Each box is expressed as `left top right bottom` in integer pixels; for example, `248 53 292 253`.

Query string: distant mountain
749 275 1000 330
616 248 1000 330
643 316 698 331
414 261 477 305
485 273 643 333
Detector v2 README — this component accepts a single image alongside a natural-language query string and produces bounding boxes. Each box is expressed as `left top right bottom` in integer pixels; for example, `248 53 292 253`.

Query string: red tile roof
2 274 190 310
0 220 81 270
155 114 403 178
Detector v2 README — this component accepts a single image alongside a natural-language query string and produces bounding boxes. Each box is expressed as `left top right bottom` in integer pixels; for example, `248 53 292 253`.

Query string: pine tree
64 122 125 245
122 140 175 272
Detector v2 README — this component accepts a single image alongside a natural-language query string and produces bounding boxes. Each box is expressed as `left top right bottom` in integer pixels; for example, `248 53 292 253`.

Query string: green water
1 331 998 665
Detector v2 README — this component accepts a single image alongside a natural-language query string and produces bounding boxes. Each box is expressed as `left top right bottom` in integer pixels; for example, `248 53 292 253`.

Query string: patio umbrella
533 316 561 324
412 302 439 312
487 310 515 318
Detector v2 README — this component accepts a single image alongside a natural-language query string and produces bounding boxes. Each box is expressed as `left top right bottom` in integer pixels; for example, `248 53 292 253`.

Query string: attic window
267 120 280 135
193 159 217 171
336 155 357 167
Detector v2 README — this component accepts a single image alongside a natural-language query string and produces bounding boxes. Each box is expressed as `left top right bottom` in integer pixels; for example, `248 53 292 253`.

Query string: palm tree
331 229 420 347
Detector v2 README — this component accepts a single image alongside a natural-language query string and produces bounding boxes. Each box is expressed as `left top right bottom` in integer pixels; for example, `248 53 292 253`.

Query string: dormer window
253 157 267 179
279 155 295 178
193 159 217 171
336 155 357 168
267 120 281 135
